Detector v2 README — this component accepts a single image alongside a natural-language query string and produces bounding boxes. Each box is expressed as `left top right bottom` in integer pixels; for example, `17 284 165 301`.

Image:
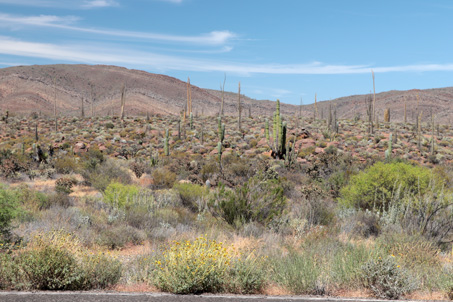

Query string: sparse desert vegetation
0 104 452 300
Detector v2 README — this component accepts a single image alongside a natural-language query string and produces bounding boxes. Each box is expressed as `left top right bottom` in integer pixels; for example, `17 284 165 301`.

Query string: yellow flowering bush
153 236 266 294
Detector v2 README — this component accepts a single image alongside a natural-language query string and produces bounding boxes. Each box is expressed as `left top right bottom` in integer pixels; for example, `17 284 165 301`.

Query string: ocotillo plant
238 82 242 131
220 73 226 117
164 129 169 156
120 84 126 120
265 118 269 142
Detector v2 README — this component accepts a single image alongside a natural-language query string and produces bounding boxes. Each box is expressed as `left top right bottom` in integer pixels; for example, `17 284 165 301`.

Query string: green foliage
0 187 18 241
271 250 322 295
103 182 139 208
54 155 79 174
81 158 131 192
152 236 265 294
97 225 146 250
20 245 81 290
55 176 78 194
339 161 441 210
361 255 417 299
152 167 176 189
173 182 207 212
209 175 286 227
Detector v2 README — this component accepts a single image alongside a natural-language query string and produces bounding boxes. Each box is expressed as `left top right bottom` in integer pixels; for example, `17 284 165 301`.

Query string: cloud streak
0 0 118 8
1 36 453 75
0 13 236 46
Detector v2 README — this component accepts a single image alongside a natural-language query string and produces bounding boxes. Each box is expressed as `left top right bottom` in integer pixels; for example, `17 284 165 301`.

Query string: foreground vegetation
0 110 452 300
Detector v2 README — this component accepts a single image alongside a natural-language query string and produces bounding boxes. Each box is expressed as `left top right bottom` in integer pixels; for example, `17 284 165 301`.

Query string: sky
1 0 453 105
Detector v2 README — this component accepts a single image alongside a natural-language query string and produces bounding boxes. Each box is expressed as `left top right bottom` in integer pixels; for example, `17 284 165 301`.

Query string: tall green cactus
217 141 222 163
164 129 169 156
218 116 222 139
385 133 392 160
279 121 287 157
220 123 225 143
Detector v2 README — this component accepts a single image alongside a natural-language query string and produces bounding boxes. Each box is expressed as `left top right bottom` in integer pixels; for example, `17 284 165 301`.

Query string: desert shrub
271 250 322 295
130 160 146 178
97 225 146 250
82 158 131 192
361 255 417 299
152 236 265 294
339 161 443 210
105 122 114 129
2 230 122 290
20 245 81 290
298 146 316 158
347 210 381 238
103 182 139 208
55 176 78 194
209 175 286 228
54 155 79 174
0 186 18 241
173 182 208 212
0 253 28 290
0 151 31 179
152 167 176 189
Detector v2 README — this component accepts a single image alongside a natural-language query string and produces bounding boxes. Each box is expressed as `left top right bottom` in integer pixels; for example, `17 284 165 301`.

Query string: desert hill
0 64 452 124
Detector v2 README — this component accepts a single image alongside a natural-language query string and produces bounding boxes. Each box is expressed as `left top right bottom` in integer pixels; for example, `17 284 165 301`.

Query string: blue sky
1 0 453 104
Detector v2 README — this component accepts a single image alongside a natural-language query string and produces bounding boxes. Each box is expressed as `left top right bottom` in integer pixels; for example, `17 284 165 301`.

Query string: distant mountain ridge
0 64 452 124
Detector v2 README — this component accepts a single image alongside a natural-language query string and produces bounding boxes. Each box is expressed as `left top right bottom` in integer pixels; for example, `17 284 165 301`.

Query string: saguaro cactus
164 129 169 156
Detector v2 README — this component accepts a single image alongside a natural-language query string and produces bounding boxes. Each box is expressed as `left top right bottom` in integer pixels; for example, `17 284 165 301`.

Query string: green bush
152 236 265 294
339 161 442 210
152 167 176 189
271 250 322 295
54 155 79 174
103 182 139 208
361 255 417 299
55 176 78 194
78 253 122 289
173 182 207 212
0 187 18 241
20 245 81 290
209 175 286 228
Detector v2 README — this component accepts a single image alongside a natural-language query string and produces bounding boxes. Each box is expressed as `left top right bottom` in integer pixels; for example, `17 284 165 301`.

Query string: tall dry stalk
220 73 226 116
372 70 376 126
120 84 126 120
238 82 241 131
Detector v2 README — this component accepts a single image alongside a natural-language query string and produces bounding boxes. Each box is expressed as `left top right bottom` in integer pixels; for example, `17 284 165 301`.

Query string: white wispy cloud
0 0 118 8
0 13 236 46
81 0 119 8
157 0 184 3
1 36 453 75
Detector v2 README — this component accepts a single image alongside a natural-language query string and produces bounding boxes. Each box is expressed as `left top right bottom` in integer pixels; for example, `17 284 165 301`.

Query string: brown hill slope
0 64 452 124
0 64 298 117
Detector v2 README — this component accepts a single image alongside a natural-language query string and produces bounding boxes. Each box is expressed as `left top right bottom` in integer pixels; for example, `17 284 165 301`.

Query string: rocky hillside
0 64 452 124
